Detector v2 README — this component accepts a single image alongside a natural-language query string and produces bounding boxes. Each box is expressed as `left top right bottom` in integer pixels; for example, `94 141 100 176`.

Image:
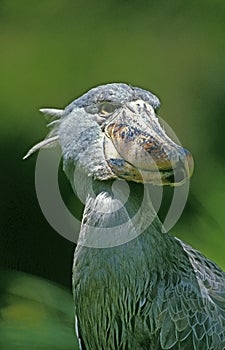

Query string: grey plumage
65 83 160 111
26 83 225 349
73 180 225 350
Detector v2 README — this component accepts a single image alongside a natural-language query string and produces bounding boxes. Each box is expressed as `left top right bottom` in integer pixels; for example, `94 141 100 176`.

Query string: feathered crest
23 108 64 159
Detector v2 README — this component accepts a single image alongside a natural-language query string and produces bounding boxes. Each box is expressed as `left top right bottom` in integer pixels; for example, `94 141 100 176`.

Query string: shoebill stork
24 83 225 349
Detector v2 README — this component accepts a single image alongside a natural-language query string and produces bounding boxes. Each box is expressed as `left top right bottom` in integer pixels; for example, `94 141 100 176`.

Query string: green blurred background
0 0 224 290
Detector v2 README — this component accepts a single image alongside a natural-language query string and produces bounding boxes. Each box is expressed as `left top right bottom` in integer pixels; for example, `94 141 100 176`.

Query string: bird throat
75 175 165 249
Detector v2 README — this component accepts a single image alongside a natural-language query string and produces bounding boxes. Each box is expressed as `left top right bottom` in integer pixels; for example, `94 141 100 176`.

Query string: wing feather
146 239 225 349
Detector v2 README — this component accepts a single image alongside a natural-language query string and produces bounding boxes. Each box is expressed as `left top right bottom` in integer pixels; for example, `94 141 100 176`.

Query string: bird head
24 83 194 186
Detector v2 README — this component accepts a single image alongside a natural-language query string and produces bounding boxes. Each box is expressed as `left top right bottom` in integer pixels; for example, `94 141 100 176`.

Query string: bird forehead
65 83 160 113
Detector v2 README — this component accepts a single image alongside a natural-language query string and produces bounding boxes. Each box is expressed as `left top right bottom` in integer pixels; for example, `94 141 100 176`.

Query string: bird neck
71 174 183 282
75 175 165 249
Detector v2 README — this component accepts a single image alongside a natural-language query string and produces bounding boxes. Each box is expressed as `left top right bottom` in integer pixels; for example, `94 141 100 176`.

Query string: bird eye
99 102 120 116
